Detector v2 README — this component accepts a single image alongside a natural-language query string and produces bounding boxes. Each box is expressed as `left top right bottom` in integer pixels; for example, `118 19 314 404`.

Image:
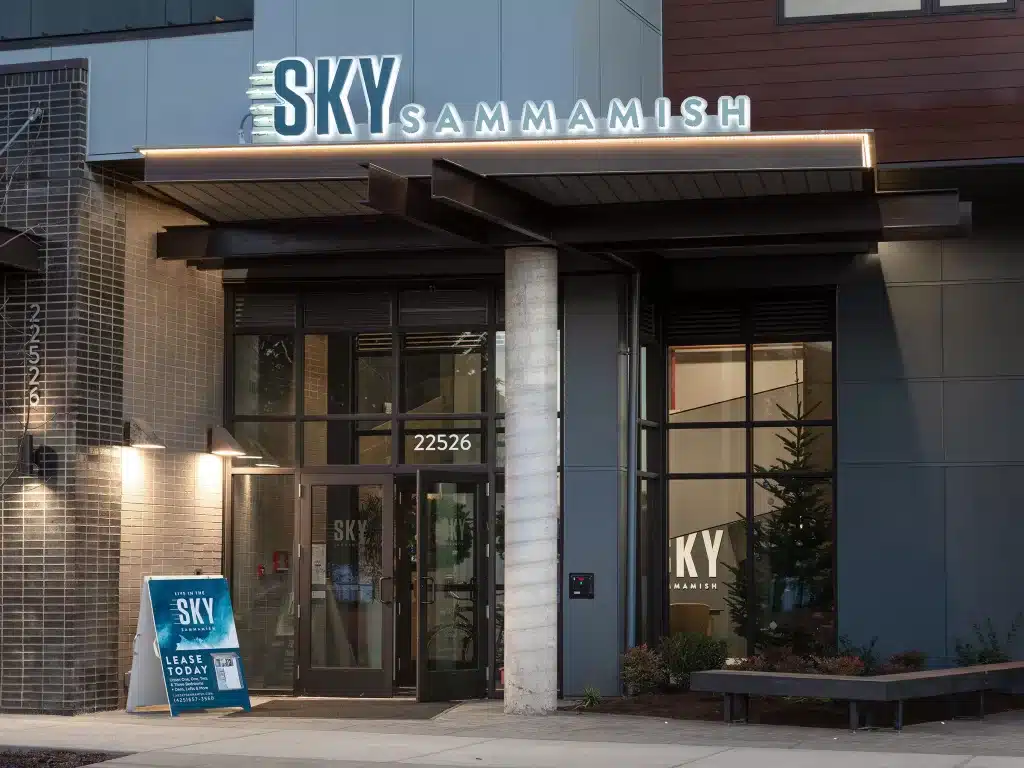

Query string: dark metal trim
0 57 88 75
775 0 1014 24
0 20 253 52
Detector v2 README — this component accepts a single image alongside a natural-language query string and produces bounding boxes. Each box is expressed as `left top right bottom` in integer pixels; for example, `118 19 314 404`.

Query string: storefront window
304 333 394 416
403 332 486 414
232 421 296 468
303 421 392 466
231 474 295 690
667 341 835 656
234 334 296 415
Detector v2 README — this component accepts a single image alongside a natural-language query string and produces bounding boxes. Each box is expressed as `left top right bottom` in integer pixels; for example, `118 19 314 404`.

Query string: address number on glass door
413 434 472 451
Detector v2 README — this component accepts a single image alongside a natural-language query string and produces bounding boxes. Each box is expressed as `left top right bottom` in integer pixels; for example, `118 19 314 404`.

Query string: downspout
625 270 641 649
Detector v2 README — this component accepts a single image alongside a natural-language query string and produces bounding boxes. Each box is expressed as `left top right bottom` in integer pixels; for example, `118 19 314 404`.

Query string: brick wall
0 58 226 713
117 188 223 704
0 59 123 713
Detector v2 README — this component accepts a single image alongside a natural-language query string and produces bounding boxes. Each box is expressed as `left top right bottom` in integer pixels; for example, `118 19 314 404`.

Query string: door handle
378 576 393 605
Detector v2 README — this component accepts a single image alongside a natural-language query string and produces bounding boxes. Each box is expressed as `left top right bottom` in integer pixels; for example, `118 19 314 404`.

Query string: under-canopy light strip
138 131 875 169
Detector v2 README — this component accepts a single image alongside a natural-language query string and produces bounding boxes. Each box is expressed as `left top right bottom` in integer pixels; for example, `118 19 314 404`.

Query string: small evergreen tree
725 394 834 654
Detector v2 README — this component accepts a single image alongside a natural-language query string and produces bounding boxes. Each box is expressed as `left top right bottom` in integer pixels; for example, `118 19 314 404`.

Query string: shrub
838 635 882 675
812 655 866 676
659 633 728 690
955 615 1022 666
881 650 928 674
621 644 667 695
732 648 813 674
580 686 601 709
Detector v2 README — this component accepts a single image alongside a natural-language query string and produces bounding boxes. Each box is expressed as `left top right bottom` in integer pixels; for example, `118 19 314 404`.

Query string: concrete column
503 246 559 715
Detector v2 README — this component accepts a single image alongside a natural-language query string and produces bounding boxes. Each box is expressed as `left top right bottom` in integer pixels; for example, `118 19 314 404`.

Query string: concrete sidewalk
3 700 1024 767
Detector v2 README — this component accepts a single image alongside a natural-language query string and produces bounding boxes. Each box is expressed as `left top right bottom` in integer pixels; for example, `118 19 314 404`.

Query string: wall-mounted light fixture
123 418 165 450
18 434 57 481
207 425 246 457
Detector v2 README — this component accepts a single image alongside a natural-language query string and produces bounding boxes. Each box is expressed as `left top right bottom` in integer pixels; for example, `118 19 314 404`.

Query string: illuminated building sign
246 55 751 143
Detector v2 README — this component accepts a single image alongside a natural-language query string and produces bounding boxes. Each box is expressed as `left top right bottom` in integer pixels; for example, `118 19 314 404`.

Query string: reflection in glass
667 478 747 657
752 479 835 654
304 334 394 416
669 345 746 423
232 421 295 467
230 474 295 689
403 420 483 465
422 482 479 671
753 342 833 422
234 335 296 415
754 426 833 475
403 332 486 414
667 428 745 474
304 421 392 465
310 484 384 668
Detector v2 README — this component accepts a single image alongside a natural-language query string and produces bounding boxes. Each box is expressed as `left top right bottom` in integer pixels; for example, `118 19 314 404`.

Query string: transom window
780 0 1012 21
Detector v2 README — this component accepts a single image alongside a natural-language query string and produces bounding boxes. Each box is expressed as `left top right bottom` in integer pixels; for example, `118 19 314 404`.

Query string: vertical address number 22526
413 433 472 452
27 303 41 406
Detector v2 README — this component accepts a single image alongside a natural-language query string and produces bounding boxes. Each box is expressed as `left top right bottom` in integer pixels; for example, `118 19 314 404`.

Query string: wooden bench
690 661 1024 731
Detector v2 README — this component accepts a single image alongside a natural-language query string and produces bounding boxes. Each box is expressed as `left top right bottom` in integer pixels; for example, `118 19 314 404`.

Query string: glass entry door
298 474 394 696
416 471 488 702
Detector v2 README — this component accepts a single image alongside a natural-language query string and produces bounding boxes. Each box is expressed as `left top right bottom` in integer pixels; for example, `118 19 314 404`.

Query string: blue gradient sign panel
148 576 251 715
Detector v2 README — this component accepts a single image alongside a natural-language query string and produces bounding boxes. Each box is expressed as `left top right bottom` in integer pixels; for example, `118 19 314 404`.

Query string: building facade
0 0 992 717
664 0 1024 665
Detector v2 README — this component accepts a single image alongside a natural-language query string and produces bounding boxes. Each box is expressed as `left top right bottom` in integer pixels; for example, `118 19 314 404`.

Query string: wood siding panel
664 0 1024 163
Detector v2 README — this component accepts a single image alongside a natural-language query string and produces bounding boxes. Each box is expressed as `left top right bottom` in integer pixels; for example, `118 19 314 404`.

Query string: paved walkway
3 699 1024 767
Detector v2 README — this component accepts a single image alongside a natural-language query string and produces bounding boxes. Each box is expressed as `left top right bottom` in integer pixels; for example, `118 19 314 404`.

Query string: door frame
296 472 396 696
415 469 490 702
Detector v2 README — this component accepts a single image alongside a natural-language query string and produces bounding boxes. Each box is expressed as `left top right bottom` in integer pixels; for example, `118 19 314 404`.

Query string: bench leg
979 690 985 720
739 694 749 723
895 700 904 732
849 701 860 732
723 693 750 724
723 693 733 723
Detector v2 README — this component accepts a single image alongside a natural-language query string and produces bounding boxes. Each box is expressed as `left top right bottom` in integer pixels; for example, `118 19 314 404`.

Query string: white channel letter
521 100 557 135
566 99 597 134
655 97 672 130
681 96 708 131
434 102 465 137
676 534 698 579
701 529 724 578
717 95 751 131
607 97 643 133
400 103 426 138
474 101 510 136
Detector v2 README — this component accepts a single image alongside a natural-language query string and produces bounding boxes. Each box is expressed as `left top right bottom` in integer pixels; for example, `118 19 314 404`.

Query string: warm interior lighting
208 425 246 457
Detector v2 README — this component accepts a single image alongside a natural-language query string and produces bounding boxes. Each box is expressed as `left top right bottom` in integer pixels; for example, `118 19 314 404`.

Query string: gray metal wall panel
62 41 148 158
943 282 1024 377
562 275 625 697
599 0 644 105
946 466 1024 659
838 283 942 381
145 31 253 149
413 0 500 117
839 380 943 463
838 228 1024 665
838 466 946 661
943 380 1024 463
253 0 296 61
500 0 577 112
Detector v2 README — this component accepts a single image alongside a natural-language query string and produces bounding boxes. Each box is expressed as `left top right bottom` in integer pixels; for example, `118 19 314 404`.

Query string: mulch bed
0 750 123 768
562 691 1024 729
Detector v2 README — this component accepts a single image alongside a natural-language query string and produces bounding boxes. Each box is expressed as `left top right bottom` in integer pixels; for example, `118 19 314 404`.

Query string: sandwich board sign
127 575 251 715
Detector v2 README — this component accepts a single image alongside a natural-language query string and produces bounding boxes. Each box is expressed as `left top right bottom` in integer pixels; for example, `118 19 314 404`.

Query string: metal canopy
0 227 42 272
137 131 970 270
